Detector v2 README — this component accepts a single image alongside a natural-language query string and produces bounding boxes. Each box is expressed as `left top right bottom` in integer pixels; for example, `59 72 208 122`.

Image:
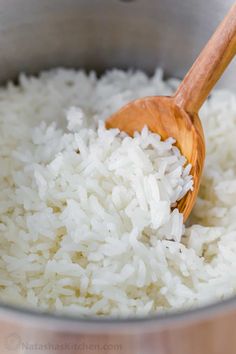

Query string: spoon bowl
106 96 205 221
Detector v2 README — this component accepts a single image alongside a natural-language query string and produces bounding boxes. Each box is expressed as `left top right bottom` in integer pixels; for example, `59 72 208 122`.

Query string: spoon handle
174 2 236 114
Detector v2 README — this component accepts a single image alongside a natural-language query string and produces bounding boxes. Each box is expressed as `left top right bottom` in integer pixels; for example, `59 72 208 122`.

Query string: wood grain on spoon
106 2 236 222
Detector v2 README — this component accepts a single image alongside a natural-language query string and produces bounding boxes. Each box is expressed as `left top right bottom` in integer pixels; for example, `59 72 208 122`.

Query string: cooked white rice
0 68 236 317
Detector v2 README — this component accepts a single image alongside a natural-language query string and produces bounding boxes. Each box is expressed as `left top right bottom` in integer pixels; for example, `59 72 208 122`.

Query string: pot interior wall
0 0 235 86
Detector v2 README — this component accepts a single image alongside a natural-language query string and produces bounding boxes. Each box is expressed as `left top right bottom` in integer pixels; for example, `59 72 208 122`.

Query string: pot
0 1 236 353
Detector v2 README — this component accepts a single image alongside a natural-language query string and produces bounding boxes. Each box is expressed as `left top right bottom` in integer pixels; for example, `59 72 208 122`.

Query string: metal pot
0 1 236 353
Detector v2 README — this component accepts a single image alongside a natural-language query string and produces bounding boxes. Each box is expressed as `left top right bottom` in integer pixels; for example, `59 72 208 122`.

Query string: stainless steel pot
0 1 236 353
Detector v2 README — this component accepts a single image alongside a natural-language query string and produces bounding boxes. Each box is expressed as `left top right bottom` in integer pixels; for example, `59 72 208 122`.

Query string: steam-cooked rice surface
0 68 236 316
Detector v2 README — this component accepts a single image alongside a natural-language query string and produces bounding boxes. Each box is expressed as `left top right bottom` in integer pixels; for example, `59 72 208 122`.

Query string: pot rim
0 295 236 333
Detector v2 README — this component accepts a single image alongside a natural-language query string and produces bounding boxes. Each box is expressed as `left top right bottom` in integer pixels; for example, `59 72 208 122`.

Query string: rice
0 68 236 316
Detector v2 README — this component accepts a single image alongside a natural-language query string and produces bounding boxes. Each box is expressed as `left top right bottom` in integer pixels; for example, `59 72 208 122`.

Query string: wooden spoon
106 3 236 222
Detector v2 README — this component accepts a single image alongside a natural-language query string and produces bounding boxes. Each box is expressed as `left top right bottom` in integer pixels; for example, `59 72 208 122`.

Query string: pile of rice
1 68 236 317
